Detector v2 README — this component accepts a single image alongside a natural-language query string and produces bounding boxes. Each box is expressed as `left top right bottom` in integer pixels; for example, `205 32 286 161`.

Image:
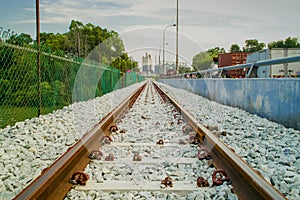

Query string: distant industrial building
142 52 153 74
142 53 191 76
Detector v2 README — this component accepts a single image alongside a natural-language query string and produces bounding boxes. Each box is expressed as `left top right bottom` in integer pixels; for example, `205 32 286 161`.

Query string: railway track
14 80 286 200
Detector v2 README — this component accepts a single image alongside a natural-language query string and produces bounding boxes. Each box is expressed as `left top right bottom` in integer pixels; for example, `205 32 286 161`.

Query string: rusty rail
14 82 147 200
15 80 286 200
153 82 286 200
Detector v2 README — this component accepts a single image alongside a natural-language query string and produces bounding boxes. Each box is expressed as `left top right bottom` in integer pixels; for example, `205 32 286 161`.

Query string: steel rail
153 82 287 200
15 80 286 200
14 82 147 200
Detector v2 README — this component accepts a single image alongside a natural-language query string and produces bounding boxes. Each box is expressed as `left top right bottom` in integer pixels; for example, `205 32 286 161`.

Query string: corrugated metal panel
218 53 248 77
270 48 300 77
231 52 248 65
248 48 300 78
246 49 270 78
246 49 269 63
219 53 248 67
218 53 232 68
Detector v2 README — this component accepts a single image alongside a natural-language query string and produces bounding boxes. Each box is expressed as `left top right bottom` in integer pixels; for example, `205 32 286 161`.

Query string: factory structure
140 52 191 76
141 52 153 76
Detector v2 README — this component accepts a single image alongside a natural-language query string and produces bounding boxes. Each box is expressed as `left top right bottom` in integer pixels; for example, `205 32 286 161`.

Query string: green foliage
179 66 192 74
40 32 68 53
6 33 33 46
243 39 266 53
229 44 242 53
0 79 11 102
192 52 213 71
207 47 225 57
0 43 14 70
0 25 145 128
65 19 126 63
192 47 224 71
37 20 136 72
268 37 300 49
111 53 138 72
53 80 68 106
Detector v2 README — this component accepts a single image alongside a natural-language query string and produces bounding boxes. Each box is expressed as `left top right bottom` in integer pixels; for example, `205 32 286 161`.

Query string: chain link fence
0 35 144 128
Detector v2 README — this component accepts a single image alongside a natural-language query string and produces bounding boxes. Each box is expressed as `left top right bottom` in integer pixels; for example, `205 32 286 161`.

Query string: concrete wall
159 78 300 130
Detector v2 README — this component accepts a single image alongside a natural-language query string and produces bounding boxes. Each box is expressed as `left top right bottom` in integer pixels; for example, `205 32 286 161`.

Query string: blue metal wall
159 78 300 130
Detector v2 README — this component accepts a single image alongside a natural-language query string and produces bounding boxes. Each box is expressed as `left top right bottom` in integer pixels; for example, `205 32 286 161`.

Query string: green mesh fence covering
0 40 144 128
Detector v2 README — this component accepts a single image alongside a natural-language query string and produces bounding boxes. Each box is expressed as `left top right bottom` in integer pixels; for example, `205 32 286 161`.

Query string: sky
1 0 300 67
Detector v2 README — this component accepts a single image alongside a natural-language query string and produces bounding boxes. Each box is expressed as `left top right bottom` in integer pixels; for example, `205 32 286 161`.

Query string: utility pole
176 0 179 73
163 24 176 75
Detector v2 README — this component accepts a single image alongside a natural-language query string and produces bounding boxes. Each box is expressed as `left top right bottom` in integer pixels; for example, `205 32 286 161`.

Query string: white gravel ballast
65 81 237 200
0 79 299 200
0 82 144 199
157 81 300 200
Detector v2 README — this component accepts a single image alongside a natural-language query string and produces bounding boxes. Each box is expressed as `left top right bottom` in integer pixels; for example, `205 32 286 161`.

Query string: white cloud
13 0 300 64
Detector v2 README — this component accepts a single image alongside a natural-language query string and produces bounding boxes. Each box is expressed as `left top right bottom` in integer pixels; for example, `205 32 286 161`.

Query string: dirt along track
15 80 286 200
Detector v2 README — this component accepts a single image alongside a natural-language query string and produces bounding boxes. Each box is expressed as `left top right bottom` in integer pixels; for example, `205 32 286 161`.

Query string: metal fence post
36 0 42 116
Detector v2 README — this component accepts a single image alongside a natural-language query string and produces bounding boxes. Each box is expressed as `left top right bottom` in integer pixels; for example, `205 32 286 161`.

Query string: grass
0 106 55 128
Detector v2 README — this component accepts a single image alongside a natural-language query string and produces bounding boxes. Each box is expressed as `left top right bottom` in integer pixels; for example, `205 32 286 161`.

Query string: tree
6 33 33 46
192 47 225 71
110 53 138 72
243 39 265 53
63 20 129 66
207 47 225 57
229 44 241 52
179 66 191 74
268 37 300 48
37 20 138 70
192 52 213 71
40 32 68 54
284 37 300 47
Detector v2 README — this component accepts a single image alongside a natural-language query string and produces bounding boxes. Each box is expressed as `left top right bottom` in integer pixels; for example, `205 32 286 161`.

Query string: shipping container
218 52 248 78
246 48 300 78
